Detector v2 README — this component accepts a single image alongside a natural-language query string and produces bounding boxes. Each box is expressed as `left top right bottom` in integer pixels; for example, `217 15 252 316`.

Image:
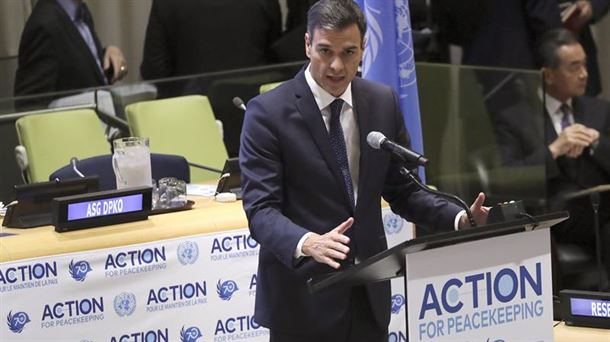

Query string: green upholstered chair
259 82 283 94
15 109 110 183
125 95 228 183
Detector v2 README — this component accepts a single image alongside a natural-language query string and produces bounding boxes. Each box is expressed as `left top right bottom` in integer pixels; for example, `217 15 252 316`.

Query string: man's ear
542 67 553 86
305 32 312 58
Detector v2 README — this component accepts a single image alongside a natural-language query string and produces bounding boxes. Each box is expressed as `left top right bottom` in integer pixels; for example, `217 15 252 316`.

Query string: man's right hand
301 217 353 269
549 124 598 159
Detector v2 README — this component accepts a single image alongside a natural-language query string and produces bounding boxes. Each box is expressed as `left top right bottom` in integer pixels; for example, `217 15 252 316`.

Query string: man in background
494 29 610 277
140 0 281 83
14 0 127 109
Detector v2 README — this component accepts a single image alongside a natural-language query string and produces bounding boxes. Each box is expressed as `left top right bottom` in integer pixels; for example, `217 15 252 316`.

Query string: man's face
544 43 588 101
305 24 364 97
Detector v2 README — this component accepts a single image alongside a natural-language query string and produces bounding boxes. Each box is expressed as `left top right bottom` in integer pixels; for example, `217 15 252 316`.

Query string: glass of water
112 137 152 189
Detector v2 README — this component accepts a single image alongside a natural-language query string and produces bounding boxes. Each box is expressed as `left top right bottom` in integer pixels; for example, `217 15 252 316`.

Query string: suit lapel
544 109 557 144
294 71 354 210
53 0 106 84
352 78 372 212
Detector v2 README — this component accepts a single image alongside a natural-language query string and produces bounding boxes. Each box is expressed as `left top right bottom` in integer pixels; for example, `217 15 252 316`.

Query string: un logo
391 294 406 314
177 241 199 265
216 279 239 301
114 292 137 317
180 326 203 342
383 213 404 234
69 259 93 282
6 311 30 334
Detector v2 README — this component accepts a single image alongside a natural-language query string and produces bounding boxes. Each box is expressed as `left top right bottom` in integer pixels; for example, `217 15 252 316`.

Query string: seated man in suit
494 28 610 278
240 1 489 341
14 0 127 109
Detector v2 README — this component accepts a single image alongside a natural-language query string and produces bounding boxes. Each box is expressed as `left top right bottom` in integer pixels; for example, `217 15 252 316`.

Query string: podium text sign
407 228 553 341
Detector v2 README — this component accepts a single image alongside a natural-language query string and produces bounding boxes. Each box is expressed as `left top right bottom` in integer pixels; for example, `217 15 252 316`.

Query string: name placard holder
52 186 152 232
561 289 610 329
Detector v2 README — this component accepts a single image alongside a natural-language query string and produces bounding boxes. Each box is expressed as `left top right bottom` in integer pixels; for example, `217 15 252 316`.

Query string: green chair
125 95 228 183
15 109 110 183
259 82 283 94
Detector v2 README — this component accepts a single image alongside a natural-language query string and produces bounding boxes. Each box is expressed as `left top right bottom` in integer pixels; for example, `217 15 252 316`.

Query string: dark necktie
560 103 572 130
328 99 355 206
75 3 91 24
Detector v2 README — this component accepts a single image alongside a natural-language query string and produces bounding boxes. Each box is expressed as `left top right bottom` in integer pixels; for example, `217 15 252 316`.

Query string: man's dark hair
307 0 367 43
537 28 581 69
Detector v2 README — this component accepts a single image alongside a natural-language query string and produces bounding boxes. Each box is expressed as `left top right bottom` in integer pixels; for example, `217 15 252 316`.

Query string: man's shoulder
27 0 66 30
352 76 394 97
575 95 610 111
497 100 539 120
254 78 297 105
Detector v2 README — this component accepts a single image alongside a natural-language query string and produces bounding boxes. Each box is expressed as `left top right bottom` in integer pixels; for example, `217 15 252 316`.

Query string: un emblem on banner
114 292 137 317
391 294 406 314
216 279 239 301
180 326 203 342
177 241 199 265
384 212 404 234
6 311 30 334
69 259 93 282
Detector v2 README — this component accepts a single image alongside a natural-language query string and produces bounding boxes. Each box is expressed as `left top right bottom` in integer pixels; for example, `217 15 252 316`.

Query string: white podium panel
406 228 553 341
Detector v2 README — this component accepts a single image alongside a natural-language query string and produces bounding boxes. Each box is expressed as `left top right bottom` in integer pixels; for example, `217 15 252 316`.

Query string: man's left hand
103 45 127 83
458 192 490 229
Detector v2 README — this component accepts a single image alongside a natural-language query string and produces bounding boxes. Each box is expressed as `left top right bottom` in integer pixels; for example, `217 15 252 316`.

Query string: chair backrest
15 109 110 183
259 82 283 94
126 95 227 183
50 153 190 191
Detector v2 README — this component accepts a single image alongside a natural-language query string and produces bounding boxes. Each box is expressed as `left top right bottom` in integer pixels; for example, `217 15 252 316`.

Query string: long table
1 197 246 262
1 197 608 341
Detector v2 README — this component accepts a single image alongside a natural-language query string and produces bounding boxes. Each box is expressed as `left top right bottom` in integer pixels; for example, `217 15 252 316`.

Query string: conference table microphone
367 131 477 227
232 97 247 111
70 157 85 178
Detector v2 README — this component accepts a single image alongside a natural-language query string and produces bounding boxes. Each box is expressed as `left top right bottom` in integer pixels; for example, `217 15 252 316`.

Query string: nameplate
561 289 610 329
52 187 152 232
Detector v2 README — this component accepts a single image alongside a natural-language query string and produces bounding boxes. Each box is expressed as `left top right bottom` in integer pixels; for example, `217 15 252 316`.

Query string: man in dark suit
14 0 127 109
494 28 610 246
558 0 610 96
434 0 562 113
240 1 488 340
434 0 562 69
140 0 281 81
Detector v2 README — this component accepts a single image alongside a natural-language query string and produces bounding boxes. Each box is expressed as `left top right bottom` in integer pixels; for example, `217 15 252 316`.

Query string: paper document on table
187 184 217 197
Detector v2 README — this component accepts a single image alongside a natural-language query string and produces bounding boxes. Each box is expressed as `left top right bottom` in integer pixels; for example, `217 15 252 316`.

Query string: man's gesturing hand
302 217 353 269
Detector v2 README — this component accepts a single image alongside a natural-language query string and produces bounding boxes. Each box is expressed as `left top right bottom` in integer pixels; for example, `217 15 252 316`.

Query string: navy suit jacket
240 69 462 335
494 96 610 242
14 0 107 108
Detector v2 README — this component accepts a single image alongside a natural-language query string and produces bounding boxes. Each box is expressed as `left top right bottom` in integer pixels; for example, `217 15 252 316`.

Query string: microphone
367 131 428 166
232 97 247 111
70 157 85 178
367 132 478 227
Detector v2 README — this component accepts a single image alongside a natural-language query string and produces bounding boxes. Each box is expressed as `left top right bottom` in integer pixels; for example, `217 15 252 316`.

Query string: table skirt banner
1 207 412 341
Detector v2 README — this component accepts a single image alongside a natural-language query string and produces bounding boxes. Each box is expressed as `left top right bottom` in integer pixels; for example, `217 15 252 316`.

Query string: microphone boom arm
399 166 477 228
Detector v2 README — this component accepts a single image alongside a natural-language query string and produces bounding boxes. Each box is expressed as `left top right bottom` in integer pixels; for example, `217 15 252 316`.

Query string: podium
308 211 569 341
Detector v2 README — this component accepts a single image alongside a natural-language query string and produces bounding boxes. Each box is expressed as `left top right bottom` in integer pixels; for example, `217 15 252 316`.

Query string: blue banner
355 0 424 179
